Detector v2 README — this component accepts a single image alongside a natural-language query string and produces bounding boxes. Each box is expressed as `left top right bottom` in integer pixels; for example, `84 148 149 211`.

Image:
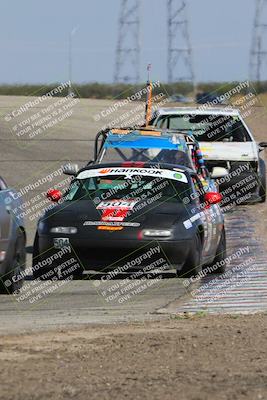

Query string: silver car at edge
0 176 26 294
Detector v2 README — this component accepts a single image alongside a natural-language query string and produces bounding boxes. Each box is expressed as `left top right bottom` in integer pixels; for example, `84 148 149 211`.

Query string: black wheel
32 239 55 281
31 233 45 280
177 233 202 278
259 158 266 203
0 230 26 295
210 228 227 274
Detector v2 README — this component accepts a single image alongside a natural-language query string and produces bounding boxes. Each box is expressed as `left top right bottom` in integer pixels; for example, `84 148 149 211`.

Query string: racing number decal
96 200 137 222
101 208 129 222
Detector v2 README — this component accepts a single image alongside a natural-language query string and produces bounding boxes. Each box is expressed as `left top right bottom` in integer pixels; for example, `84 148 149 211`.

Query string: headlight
50 227 77 234
38 220 46 233
142 229 172 238
0 251 6 262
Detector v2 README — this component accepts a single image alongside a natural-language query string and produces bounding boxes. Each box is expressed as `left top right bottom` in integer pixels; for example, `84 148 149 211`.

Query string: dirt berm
1 314 267 400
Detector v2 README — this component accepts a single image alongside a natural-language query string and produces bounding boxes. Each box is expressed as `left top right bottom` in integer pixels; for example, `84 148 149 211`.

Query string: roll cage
91 127 209 180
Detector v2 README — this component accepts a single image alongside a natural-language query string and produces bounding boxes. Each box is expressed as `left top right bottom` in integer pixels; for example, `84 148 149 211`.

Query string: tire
210 228 227 274
177 233 202 278
259 158 266 203
32 236 55 280
0 230 26 295
31 233 45 280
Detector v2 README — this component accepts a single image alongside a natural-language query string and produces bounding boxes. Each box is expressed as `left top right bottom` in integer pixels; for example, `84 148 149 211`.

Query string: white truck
151 107 267 203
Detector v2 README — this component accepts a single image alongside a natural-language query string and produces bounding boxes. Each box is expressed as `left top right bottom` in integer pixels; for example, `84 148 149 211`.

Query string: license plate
53 238 70 249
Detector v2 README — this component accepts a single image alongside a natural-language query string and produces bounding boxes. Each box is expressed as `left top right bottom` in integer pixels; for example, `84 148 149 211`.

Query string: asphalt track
0 205 264 335
0 95 190 334
0 95 266 334
158 207 267 315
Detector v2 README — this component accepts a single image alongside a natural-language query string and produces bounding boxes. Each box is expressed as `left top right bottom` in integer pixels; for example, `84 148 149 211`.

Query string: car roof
104 132 189 152
107 127 195 138
155 107 241 117
104 127 197 146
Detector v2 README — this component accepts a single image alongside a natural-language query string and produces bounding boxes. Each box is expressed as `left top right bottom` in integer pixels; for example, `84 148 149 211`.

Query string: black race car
32 162 226 279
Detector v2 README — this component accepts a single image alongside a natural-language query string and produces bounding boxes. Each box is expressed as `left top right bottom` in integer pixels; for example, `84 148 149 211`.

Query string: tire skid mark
174 207 267 314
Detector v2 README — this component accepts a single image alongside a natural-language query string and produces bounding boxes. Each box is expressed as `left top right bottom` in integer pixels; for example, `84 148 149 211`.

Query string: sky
0 0 259 84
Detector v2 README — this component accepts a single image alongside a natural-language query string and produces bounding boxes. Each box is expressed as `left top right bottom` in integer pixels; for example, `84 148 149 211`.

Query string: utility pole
68 27 78 95
114 0 140 84
167 0 195 91
250 0 267 89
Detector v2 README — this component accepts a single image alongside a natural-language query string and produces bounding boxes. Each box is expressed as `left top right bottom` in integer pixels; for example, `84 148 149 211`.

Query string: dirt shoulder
1 314 267 400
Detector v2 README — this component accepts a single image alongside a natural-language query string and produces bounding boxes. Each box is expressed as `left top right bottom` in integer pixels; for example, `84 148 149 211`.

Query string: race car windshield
154 115 252 142
100 148 192 167
65 175 191 204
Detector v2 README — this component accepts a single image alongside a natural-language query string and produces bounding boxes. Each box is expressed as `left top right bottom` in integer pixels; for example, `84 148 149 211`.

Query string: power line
167 0 195 85
250 0 267 85
114 0 141 84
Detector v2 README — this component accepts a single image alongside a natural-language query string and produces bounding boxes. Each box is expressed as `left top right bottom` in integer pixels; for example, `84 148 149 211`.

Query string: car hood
199 142 258 162
43 199 192 230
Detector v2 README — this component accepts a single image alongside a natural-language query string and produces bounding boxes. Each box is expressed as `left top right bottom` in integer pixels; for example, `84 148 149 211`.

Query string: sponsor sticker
83 221 140 227
183 211 205 229
77 168 188 183
174 173 183 180
97 226 123 231
95 199 138 222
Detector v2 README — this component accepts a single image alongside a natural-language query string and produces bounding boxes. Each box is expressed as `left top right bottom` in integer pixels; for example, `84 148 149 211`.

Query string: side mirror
259 142 267 148
211 167 229 179
47 189 62 203
63 163 79 176
204 192 223 205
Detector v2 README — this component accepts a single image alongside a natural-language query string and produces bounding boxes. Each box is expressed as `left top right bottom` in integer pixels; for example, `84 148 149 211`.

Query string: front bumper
219 171 260 205
0 239 10 275
37 235 194 272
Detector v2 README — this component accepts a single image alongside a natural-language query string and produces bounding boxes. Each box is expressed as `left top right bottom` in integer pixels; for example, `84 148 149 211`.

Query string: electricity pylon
114 0 140 84
167 0 195 85
250 0 267 85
